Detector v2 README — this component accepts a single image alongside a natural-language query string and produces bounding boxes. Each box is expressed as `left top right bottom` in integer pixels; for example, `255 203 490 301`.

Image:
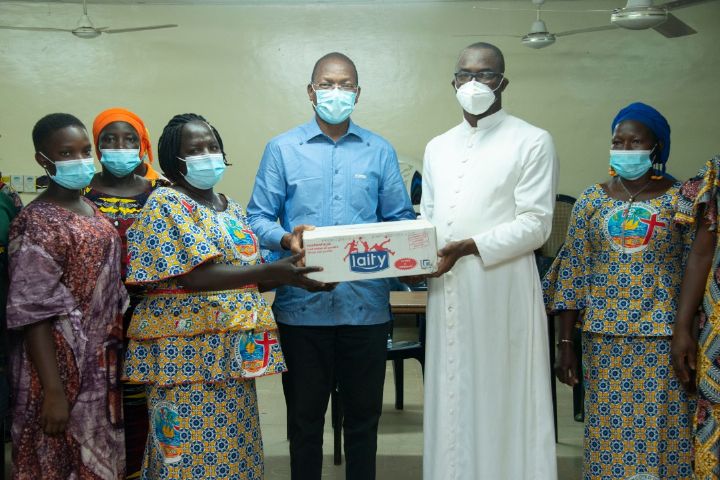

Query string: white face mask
455 80 500 116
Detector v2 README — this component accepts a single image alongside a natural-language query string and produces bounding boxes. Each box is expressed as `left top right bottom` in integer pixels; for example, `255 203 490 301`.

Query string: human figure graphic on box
343 239 359 260
368 238 394 255
247 52 416 480
421 43 558 479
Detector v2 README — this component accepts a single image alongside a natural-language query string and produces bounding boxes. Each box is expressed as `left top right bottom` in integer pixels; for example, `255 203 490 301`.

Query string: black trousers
278 321 390 480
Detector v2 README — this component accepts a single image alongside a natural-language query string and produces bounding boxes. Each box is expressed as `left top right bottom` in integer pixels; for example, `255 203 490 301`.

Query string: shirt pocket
288 176 323 219
349 174 379 220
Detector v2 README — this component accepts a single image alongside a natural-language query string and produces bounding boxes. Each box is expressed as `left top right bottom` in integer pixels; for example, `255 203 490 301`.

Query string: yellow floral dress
543 183 694 480
123 187 285 480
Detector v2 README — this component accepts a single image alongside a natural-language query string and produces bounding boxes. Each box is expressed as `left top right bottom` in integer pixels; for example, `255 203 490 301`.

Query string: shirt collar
302 117 365 143
461 109 507 132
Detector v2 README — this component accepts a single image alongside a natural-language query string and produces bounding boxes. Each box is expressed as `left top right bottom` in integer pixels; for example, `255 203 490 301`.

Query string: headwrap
93 107 157 178
611 102 671 167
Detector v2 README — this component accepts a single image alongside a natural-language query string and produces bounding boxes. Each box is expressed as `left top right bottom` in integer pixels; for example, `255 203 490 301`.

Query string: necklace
618 177 653 204
618 177 652 253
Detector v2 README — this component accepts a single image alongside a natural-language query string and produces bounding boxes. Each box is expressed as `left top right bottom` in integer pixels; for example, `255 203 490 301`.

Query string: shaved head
311 52 359 84
456 42 505 73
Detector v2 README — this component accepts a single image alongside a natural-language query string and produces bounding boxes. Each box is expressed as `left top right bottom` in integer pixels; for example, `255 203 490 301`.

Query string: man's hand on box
431 239 478 277
281 224 315 266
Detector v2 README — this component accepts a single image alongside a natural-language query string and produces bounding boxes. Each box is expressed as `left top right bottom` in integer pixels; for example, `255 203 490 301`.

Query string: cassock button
447 220 453 226
448 338 455 345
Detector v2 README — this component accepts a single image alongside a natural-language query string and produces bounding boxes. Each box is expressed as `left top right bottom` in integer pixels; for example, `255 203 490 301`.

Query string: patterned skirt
582 333 694 480
141 378 263 480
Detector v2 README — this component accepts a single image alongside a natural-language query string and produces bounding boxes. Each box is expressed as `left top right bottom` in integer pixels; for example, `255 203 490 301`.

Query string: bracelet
557 339 574 347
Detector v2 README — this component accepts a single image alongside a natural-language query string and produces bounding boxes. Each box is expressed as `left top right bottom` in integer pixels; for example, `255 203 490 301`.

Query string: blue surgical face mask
313 87 356 125
40 152 96 190
178 153 226 190
609 149 653 180
100 149 142 177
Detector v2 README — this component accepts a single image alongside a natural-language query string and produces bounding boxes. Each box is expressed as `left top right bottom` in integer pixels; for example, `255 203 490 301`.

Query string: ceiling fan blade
554 25 618 37
0 25 72 32
451 33 522 38
660 0 719 11
652 12 696 37
104 24 178 34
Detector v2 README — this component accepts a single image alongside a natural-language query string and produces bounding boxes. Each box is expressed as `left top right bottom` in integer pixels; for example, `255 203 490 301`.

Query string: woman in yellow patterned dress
672 154 720 479
123 114 328 479
544 103 693 479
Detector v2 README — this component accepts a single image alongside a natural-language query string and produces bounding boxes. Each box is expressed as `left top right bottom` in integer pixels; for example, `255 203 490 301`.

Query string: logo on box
394 258 417 270
344 237 395 274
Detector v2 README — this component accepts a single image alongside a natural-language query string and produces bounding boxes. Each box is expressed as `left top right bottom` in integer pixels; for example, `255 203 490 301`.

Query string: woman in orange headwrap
84 107 168 480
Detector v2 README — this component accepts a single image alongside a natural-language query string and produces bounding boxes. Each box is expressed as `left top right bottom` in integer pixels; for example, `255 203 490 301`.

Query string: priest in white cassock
421 42 559 480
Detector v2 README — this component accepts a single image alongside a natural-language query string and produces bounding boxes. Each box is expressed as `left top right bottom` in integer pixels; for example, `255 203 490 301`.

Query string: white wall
1 1 719 205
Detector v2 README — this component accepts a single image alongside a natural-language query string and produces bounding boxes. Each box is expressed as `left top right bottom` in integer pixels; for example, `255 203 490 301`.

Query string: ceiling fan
456 0 617 49
0 0 178 39
610 0 714 37
458 0 715 49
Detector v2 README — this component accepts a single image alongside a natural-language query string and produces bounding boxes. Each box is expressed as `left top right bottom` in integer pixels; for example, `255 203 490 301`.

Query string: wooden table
389 291 427 314
262 290 427 314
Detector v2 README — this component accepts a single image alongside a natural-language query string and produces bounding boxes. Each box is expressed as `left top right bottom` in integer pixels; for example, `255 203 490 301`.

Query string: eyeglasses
312 82 359 92
454 71 504 85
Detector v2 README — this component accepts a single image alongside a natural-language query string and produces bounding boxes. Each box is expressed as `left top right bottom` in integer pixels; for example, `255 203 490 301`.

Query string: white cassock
422 109 558 480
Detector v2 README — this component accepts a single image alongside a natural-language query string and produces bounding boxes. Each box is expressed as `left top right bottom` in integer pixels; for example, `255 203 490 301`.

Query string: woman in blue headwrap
544 102 694 479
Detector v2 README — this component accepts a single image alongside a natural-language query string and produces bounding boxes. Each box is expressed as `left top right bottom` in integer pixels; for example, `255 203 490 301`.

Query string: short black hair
310 52 359 84
457 42 505 73
32 113 86 151
157 113 225 184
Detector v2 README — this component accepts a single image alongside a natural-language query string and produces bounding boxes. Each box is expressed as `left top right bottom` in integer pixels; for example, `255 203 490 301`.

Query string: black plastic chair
538 193 578 443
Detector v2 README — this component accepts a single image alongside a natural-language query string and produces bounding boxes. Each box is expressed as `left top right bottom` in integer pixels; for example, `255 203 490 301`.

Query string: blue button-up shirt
247 118 415 326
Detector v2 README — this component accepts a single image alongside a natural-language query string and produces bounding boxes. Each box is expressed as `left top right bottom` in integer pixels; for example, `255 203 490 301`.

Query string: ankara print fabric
6 200 128 480
123 187 285 387
675 155 720 479
544 183 689 337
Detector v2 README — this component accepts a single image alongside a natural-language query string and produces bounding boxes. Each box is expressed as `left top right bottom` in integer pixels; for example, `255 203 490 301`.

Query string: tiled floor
3 318 584 479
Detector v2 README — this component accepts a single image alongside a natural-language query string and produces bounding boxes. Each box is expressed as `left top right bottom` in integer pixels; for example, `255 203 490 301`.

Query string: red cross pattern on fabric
639 214 667 245
256 332 278 367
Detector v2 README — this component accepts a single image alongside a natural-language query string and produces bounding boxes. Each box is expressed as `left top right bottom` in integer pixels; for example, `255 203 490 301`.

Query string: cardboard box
303 219 438 283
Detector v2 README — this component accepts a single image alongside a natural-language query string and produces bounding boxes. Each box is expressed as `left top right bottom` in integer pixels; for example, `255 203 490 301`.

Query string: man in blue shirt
247 52 415 480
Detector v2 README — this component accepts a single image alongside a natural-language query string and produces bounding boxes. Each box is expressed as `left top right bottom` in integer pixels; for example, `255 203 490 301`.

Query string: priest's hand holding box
302 219 438 283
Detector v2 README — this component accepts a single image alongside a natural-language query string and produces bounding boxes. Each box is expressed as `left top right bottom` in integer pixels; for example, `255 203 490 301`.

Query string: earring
650 164 663 180
609 167 617 177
